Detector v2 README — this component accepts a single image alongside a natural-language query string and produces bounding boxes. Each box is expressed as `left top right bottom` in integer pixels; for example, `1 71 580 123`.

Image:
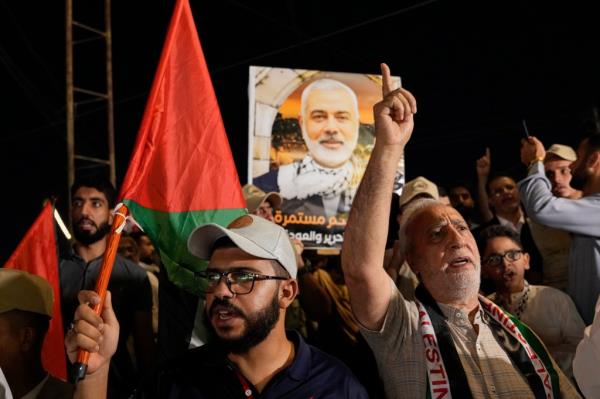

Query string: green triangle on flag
119 0 246 293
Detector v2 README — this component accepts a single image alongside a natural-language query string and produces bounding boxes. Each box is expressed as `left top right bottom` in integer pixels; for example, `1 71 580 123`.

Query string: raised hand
373 63 417 148
476 147 491 178
520 136 546 166
292 238 305 269
65 290 120 376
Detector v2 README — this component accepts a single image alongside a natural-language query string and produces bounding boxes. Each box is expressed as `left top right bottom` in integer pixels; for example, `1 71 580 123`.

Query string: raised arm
519 137 600 236
476 147 494 222
342 63 416 330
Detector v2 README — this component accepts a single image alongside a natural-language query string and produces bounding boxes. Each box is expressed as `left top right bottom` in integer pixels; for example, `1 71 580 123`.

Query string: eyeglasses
194 270 288 295
482 249 524 267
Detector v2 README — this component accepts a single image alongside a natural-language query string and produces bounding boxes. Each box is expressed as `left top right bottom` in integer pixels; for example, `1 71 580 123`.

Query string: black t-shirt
60 249 152 397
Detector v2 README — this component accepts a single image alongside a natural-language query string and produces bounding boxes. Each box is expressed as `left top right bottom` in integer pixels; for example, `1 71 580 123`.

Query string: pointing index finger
381 63 395 96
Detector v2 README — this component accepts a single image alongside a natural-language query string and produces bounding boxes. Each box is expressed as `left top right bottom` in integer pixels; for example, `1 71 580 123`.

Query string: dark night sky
2 0 600 261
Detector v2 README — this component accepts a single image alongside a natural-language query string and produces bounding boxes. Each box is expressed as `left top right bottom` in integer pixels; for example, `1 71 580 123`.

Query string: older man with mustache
341 63 580 398
252 78 362 247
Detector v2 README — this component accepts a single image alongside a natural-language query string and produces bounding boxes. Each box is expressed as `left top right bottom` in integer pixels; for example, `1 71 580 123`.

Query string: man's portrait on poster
251 69 403 248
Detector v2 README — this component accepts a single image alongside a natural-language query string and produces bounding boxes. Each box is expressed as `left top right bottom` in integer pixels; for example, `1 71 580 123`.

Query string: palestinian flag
119 0 246 358
119 0 246 295
4 202 67 380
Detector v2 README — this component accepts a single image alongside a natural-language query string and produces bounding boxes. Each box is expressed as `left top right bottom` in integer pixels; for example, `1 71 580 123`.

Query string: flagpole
72 203 129 383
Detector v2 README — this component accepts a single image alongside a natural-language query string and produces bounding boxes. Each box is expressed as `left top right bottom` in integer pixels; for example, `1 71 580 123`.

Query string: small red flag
4 202 67 380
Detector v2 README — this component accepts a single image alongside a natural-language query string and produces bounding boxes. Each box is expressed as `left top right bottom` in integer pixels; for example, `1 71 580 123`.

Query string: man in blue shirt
66 215 367 398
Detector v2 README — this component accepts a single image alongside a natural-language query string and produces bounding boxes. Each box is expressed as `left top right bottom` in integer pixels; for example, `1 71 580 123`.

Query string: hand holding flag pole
71 203 129 383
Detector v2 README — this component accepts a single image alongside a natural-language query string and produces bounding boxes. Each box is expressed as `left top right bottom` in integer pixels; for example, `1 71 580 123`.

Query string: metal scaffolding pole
65 0 116 223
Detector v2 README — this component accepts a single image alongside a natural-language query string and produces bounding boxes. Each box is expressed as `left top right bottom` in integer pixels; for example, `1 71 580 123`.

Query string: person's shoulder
305 341 361 382
59 246 80 264
157 344 234 398
580 193 600 202
301 342 368 396
252 169 280 192
532 284 573 302
115 255 150 278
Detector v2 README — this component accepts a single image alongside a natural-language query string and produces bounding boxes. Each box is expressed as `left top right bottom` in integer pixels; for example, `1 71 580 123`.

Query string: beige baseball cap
242 184 282 214
0 269 53 317
546 144 577 162
187 214 297 278
399 176 440 207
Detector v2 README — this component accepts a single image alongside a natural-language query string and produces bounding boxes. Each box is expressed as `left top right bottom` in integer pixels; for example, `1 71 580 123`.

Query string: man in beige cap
527 144 582 291
544 144 582 200
242 184 282 223
521 134 600 325
66 214 367 398
398 176 439 209
0 268 73 398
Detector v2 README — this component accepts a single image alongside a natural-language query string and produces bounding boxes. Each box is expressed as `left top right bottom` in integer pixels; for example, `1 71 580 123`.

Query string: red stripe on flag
119 0 245 213
4 202 67 381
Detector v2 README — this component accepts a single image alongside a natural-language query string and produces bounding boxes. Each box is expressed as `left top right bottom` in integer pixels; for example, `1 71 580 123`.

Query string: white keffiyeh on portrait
277 154 356 201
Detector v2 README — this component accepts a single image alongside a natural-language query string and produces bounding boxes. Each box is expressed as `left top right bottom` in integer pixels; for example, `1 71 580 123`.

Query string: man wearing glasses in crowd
66 214 367 398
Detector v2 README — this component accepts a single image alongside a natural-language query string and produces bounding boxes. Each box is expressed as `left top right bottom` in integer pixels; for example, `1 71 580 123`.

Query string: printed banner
248 66 404 249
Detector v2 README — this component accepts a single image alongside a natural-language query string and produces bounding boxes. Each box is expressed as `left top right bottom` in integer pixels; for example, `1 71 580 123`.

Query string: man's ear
279 279 299 309
523 252 530 271
587 151 600 169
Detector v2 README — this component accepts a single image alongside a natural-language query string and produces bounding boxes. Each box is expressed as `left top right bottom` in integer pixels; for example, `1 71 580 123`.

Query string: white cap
187 214 297 278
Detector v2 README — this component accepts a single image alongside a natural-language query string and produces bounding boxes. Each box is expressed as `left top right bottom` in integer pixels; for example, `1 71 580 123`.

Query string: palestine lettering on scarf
416 301 452 399
481 298 554 397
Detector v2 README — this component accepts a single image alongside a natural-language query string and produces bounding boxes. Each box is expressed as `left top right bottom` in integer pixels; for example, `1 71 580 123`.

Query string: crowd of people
2 63 600 398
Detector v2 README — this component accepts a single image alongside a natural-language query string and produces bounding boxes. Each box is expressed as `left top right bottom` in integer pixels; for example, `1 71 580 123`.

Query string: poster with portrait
248 66 404 249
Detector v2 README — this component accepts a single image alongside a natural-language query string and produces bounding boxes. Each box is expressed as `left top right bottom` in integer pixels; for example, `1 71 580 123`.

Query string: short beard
302 127 357 169
442 269 481 302
423 265 481 304
204 292 280 354
73 221 110 246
